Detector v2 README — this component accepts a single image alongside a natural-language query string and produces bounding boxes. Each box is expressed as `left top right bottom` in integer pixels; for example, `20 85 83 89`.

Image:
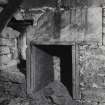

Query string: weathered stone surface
81 89 105 102
0 38 15 46
26 9 55 42
30 81 81 105
0 46 10 54
0 69 26 103
1 27 20 39
79 44 105 104
0 70 25 83
60 7 102 43
61 0 104 7
0 60 19 71
10 40 18 59
0 80 26 98
0 81 81 105
8 98 29 105
0 54 12 65
28 7 102 43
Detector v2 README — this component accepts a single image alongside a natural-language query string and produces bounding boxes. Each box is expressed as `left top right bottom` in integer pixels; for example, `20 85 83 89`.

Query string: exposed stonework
0 1 104 105
25 7 102 45
25 6 104 105
0 81 81 105
1 27 20 38
30 81 81 105
0 38 16 46
0 26 26 104
79 44 105 105
0 70 26 104
0 27 19 68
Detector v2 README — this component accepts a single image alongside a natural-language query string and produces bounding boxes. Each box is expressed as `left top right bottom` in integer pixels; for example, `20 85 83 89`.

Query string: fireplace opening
34 45 73 96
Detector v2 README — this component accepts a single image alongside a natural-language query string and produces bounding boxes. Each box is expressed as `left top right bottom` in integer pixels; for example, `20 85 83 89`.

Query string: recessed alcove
27 41 80 99
34 45 73 95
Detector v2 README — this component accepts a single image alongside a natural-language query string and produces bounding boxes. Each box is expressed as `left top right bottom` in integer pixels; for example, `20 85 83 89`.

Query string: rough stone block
0 46 10 54
1 27 20 39
0 54 12 65
85 7 102 43
81 89 105 102
79 44 105 104
0 38 15 46
0 70 25 84
0 60 19 71
8 98 29 105
0 81 26 98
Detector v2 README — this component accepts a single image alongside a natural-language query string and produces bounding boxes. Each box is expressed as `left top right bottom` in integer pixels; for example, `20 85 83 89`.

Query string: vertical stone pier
0 27 19 71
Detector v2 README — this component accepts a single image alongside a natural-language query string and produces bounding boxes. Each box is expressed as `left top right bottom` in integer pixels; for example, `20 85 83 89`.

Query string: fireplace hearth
27 40 80 99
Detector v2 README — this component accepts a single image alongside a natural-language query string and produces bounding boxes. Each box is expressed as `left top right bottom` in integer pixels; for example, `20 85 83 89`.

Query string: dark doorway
35 45 73 96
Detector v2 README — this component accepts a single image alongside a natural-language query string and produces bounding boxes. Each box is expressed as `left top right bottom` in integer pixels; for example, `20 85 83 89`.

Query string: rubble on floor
29 81 80 105
2 81 81 105
0 69 26 105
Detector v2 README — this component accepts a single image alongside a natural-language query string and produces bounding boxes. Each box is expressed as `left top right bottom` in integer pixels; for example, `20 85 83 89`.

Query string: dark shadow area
22 0 58 8
8 17 33 33
0 0 23 32
17 54 26 76
35 45 73 96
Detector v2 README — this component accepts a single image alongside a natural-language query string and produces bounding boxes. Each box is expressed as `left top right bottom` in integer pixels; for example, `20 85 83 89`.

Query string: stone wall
0 27 26 104
79 44 105 105
25 5 105 105
0 3 103 105
26 6 102 45
60 7 102 43
0 27 19 67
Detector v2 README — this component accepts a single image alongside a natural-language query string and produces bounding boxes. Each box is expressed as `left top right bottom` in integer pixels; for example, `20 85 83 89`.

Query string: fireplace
26 40 80 99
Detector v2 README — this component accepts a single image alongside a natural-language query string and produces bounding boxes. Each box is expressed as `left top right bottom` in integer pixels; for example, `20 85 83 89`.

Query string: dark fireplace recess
35 45 73 95
27 44 73 97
